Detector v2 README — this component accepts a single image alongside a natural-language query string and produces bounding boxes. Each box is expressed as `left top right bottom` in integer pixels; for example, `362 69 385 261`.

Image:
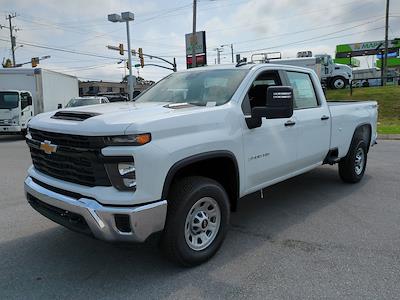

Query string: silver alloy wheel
354 147 365 175
184 197 221 251
334 78 345 89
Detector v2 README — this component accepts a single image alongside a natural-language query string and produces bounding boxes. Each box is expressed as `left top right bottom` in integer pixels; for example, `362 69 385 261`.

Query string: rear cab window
286 71 319 109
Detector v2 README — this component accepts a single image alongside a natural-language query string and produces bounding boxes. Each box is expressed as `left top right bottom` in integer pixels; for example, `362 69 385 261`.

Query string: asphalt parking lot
0 135 399 299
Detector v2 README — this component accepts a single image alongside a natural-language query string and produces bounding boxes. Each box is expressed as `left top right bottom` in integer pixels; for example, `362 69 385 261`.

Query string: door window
20 93 30 110
286 72 318 109
242 71 282 115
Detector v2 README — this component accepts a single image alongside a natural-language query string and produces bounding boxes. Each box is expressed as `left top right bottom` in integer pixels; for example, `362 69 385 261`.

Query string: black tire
331 76 347 89
339 138 368 183
161 176 230 267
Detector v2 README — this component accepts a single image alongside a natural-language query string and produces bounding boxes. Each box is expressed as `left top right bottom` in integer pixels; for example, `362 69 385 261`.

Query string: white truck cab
315 54 353 89
24 64 377 266
0 90 33 134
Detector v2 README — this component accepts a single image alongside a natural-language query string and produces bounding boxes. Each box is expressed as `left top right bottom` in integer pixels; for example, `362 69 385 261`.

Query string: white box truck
0 68 78 134
251 52 353 89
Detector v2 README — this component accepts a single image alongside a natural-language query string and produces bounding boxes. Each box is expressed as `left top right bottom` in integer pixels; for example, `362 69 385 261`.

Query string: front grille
30 128 104 149
27 129 111 187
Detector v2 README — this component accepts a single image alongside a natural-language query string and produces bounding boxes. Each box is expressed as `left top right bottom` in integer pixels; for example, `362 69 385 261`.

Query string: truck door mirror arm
245 86 294 129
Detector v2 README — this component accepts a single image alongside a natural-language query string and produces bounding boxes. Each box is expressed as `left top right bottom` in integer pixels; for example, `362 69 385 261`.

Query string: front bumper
24 176 167 242
0 125 21 134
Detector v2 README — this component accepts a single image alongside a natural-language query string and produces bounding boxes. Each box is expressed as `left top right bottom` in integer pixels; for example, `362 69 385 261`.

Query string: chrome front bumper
24 176 167 242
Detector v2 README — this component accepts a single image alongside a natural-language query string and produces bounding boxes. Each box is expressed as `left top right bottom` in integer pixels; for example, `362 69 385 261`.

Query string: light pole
221 44 234 63
108 12 135 101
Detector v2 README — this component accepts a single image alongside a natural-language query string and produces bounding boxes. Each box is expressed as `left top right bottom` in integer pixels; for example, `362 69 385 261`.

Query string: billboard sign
185 31 206 55
336 39 400 58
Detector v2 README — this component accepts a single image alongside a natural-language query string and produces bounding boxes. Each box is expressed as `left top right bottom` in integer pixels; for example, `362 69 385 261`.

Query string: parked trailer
0 68 78 134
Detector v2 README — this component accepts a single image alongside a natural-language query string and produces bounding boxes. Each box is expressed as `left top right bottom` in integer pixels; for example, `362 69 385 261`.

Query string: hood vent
51 111 101 121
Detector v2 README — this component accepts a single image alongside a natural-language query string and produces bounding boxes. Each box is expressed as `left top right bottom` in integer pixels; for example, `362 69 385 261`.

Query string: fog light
118 162 135 176
123 178 136 188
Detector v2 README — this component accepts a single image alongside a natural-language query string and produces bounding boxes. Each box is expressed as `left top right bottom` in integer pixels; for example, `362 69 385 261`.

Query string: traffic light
138 48 144 68
119 43 124 56
31 57 39 68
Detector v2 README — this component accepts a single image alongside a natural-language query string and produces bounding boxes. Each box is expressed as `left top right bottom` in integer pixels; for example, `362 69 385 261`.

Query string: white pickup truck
24 64 377 266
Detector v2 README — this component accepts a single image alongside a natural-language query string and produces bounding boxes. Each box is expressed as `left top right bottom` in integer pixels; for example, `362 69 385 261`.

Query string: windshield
0 92 19 109
66 98 101 107
135 69 248 106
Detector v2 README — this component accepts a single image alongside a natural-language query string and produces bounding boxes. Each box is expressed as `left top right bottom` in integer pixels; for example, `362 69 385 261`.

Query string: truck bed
328 100 378 158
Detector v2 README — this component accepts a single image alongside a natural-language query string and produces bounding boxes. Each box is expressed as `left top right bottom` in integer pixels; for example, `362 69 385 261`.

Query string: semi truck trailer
0 68 78 135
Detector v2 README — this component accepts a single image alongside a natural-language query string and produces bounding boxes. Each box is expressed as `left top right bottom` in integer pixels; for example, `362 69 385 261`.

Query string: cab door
284 71 331 168
19 92 33 129
241 70 298 193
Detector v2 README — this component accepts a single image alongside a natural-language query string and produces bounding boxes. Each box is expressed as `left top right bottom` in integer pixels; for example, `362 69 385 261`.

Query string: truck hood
28 101 207 136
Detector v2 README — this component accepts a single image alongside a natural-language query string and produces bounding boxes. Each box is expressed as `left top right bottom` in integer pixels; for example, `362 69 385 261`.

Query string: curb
377 134 400 140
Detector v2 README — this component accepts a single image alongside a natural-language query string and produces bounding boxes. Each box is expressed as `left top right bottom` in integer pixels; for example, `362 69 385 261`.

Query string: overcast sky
1 0 399 82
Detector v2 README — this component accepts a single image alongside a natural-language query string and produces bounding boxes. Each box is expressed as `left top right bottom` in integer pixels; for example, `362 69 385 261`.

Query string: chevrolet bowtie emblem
40 140 57 154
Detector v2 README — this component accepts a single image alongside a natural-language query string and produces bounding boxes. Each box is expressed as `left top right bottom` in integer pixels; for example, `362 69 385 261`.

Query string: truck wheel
331 76 346 89
339 139 367 183
161 176 230 267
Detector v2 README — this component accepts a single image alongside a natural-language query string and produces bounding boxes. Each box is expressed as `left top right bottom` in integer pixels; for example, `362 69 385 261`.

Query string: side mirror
57 104 62 109
246 86 294 129
27 96 33 106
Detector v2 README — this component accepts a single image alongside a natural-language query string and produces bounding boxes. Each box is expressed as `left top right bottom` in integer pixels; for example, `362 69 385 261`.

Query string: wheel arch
351 123 372 152
162 151 240 211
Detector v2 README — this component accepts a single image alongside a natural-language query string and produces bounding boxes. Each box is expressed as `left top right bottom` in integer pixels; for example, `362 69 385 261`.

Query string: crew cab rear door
241 69 299 193
282 70 331 168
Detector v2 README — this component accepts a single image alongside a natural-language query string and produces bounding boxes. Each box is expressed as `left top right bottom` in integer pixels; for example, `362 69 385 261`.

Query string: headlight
11 115 19 124
105 160 137 191
104 133 151 146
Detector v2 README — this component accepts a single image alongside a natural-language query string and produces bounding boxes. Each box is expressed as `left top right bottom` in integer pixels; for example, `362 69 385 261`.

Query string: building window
79 88 83 96
120 87 125 93
107 87 113 92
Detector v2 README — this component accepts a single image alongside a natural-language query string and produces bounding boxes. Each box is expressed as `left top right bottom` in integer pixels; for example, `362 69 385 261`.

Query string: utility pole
383 0 390 86
6 14 17 67
191 0 197 68
214 48 223 64
222 44 234 63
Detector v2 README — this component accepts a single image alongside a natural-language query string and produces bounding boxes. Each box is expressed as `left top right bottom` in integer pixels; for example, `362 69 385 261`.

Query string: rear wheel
339 139 367 183
161 176 230 267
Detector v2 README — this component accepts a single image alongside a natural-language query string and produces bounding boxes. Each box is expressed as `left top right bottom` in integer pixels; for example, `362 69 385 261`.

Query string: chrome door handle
321 115 330 120
284 120 296 127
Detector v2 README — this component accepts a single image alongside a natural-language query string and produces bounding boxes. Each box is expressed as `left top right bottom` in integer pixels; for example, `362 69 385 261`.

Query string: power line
236 26 385 55
0 37 120 60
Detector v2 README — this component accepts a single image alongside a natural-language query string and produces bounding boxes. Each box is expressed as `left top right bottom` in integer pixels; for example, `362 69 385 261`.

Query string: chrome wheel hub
185 197 221 251
354 147 365 175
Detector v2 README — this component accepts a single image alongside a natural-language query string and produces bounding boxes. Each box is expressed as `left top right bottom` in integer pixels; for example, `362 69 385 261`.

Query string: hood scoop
51 111 101 121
